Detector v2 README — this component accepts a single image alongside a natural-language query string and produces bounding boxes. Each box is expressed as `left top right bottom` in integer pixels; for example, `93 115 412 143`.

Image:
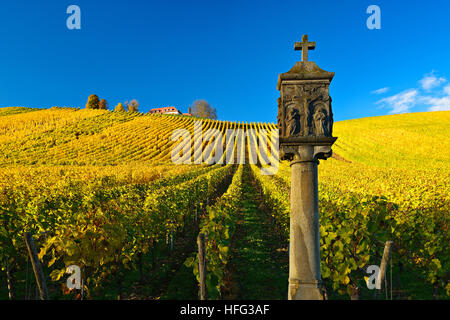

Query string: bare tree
189 100 217 119
125 99 139 112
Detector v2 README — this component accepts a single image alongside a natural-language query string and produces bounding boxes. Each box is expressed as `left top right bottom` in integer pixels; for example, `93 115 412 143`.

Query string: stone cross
294 34 316 62
277 35 337 300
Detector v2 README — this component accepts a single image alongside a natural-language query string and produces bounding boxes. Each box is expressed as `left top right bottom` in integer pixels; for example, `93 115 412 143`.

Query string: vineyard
0 107 448 300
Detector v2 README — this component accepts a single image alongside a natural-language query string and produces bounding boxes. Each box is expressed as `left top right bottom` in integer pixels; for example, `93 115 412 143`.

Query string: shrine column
277 35 337 300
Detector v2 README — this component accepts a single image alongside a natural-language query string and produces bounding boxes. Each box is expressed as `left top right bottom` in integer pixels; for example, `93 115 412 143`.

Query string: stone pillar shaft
288 148 322 300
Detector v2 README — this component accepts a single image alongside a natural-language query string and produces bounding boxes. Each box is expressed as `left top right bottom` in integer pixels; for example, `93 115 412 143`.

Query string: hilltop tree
114 103 126 112
86 94 100 109
189 99 217 119
126 99 139 112
99 99 108 110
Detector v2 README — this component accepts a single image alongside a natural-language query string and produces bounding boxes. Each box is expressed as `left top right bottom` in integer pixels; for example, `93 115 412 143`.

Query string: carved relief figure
286 107 300 136
313 108 328 136
302 97 312 136
298 107 307 136
281 83 333 138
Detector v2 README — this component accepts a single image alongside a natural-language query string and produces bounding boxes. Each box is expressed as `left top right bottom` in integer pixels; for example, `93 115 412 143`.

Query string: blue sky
0 0 449 123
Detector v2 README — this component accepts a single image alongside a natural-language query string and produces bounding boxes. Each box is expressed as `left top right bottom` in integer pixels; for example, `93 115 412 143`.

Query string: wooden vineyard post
376 241 393 299
24 232 49 300
197 233 207 300
5 258 16 300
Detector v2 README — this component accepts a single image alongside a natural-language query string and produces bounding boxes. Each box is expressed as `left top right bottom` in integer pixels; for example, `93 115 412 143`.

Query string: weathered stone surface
288 145 322 300
277 61 334 86
280 136 336 162
278 35 337 300
277 62 335 157
294 34 315 64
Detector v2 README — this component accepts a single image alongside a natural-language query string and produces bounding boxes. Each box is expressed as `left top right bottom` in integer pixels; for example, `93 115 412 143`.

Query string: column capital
280 136 337 162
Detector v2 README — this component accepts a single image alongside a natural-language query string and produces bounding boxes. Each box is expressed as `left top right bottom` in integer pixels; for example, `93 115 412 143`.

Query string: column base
288 279 323 300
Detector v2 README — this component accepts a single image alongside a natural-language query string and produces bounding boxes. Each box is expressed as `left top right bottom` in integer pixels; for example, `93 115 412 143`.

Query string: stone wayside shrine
277 35 337 300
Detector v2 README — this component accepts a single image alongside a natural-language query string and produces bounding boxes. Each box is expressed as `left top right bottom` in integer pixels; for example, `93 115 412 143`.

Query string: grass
223 166 288 299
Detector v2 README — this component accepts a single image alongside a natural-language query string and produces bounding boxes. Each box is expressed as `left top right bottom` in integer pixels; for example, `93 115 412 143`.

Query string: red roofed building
148 106 191 116
148 106 181 115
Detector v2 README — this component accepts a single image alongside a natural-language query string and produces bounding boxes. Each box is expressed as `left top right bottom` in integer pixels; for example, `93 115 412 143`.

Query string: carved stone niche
277 61 337 161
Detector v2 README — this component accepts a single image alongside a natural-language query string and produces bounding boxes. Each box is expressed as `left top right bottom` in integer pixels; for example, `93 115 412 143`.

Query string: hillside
0 107 448 300
332 111 450 169
0 107 448 169
0 107 275 166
